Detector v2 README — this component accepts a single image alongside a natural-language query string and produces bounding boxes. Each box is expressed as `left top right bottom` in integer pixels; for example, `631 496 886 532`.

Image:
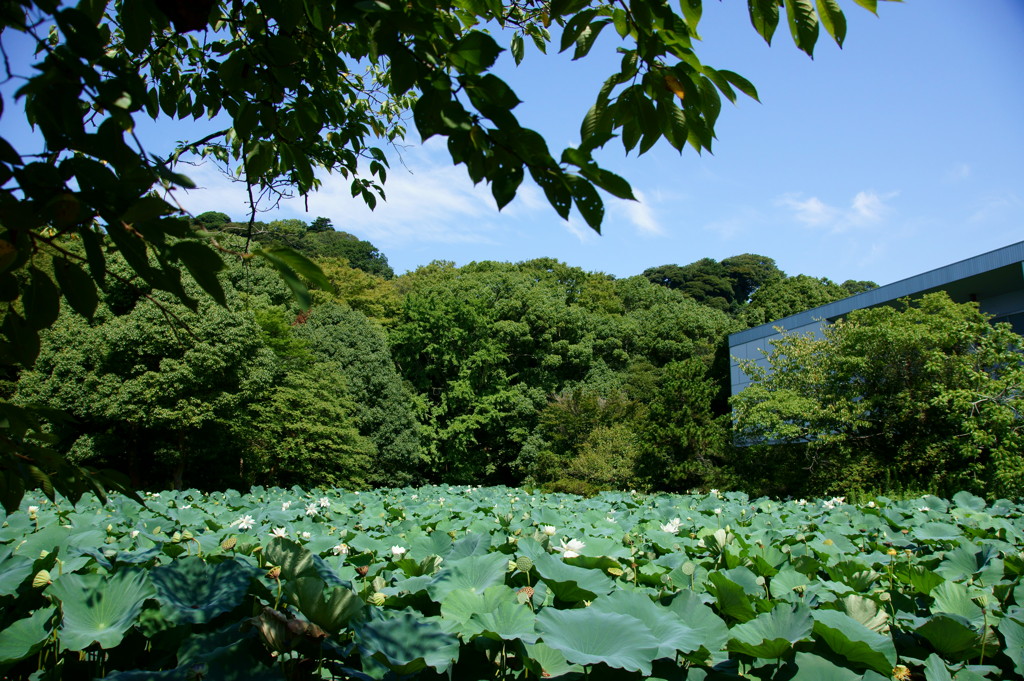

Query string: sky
3 0 1024 285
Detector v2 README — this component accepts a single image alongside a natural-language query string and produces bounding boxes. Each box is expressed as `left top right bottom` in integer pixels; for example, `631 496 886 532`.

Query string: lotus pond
1 486 1023 680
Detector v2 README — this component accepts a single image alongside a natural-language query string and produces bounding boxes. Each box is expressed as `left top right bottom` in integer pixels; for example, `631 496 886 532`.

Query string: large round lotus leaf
782 651 866 681
151 556 257 624
523 641 583 678
0 551 34 597
811 609 897 675
47 570 155 651
532 552 615 602
0 606 55 664
440 585 518 630
590 589 703 659
1001 617 1024 678
665 589 730 662
536 608 660 675
355 611 460 677
468 600 538 643
426 552 509 601
727 604 813 659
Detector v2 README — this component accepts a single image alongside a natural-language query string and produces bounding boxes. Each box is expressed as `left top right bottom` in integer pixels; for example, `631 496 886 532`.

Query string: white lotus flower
867 501 877 508
281 501 292 511
557 538 585 558
237 515 255 531
709 489 719 496
305 503 318 517
391 545 407 558
713 508 722 516
333 543 349 556
541 525 557 536
130 530 139 539
301 531 312 540
318 497 330 508
270 527 288 539
27 506 38 514
660 518 682 533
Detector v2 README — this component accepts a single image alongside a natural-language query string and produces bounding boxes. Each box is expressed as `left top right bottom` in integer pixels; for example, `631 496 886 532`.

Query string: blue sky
4 1 1024 285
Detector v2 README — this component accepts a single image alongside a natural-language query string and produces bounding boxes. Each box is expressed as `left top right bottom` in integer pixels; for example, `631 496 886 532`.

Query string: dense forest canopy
10 215 1022 501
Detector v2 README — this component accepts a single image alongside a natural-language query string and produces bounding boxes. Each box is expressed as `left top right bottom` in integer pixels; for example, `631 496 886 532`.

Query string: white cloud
616 189 664 236
777 194 839 228
776 190 898 233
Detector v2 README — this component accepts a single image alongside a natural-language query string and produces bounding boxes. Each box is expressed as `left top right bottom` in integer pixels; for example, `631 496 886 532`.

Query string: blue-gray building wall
728 241 1024 399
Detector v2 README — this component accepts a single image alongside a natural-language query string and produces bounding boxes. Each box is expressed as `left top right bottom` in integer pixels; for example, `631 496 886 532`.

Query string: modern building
728 241 1024 398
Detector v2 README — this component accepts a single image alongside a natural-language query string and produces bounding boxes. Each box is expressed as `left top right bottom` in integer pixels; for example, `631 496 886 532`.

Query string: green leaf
256 246 332 292
171 241 226 306
850 0 878 15
590 590 704 659
727 603 813 658
532 551 615 602
121 196 176 224
816 0 846 47
523 641 584 678
469 600 538 643
707 570 757 622
786 651 865 680
0 606 56 665
812 609 897 674
449 31 503 75
150 556 256 624
559 9 598 53
536 608 660 675
680 0 702 31
748 0 781 45
785 0 820 57
529 166 572 220
355 611 459 677
289 577 363 635
567 175 604 231
998 617 1024 678
48 570 155 650
924 653 955 681
719 69 760 102
916 614 983 659
511 33 525 65
23 267 60 331
426 552 509 601
51 257 98 319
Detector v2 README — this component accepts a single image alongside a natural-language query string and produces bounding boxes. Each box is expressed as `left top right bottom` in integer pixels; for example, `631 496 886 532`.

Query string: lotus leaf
727 603 813 659
355 611 460 678
536 608 660 675
150 555 256 624
48 570 155 650
812 609 897 674
0 606 55 664
426 552 509 601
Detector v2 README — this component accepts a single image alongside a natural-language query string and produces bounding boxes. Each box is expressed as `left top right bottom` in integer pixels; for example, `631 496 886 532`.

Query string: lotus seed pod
32 570 51 588
516 586 534 603
221 536 237 551
515 555 533 573
182 530 194 541
681 561 696 576
356 565 369 577
266 566 282 580
171 531 182 543
368 592 386 606
607 566 623 577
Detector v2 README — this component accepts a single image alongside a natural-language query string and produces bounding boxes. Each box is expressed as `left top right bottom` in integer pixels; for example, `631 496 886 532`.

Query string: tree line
11 216 1021 500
